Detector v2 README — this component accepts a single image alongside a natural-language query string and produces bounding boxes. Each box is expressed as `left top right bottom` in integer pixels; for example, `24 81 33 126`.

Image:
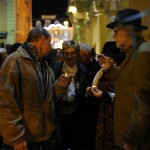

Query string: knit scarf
62 62 78 102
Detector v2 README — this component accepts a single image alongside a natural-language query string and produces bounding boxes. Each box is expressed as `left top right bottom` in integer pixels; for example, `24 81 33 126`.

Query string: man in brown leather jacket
0 27 71 150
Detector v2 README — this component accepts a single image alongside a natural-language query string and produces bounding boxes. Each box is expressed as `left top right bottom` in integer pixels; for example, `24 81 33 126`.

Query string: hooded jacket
0 45 64 145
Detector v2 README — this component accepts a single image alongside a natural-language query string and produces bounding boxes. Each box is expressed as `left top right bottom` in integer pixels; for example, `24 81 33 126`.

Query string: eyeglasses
113 26 128 36
64 51 76 56
113 29 120 36
96 54 102 59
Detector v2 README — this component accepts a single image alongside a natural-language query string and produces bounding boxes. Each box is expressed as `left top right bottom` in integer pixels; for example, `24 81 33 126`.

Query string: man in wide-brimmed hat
98 8 150 150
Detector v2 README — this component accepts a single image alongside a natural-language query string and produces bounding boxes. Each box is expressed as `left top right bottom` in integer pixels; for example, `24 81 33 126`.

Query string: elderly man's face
113 26 131 53
79 50 91 65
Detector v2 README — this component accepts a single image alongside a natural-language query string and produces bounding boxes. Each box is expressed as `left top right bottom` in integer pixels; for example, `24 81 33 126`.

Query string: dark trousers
117 146 142 150
117 146 124 150
57 113 82 150
0 136 3 149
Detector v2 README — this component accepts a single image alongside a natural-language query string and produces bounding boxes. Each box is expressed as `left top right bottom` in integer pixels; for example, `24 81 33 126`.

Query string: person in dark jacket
0 27 71 150
53 40 89 150
0 48 7 67
78 43 101 149
86 41 125 150
79 43 100 86
7 42 22 55
45 48 63 70
98 8 150 150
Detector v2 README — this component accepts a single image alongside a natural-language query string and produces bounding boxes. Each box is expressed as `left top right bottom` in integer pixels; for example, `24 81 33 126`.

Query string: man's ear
40 36 45 44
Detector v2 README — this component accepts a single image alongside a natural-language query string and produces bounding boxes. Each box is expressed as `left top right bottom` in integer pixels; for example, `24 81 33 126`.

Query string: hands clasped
85 86 103 98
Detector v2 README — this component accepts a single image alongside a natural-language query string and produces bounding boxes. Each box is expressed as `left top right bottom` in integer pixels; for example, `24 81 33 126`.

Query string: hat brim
106 22 148 30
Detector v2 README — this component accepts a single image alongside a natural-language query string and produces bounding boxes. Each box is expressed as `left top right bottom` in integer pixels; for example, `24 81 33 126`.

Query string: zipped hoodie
0 46 66 145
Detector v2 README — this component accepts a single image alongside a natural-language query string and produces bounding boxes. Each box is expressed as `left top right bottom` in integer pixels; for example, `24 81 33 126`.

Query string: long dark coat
106 40 150 149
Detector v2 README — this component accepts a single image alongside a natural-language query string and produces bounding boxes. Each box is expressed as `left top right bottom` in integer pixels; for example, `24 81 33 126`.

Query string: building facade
0 0 32 48
67 0 150 54
0 0 150 53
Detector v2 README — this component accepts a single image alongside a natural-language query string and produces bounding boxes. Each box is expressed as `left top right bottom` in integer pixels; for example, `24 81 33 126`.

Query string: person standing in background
45 48 63 70
79 43 100 150
86 41 125 150
0 48 7 67
79 43 100 86
7 42 22 55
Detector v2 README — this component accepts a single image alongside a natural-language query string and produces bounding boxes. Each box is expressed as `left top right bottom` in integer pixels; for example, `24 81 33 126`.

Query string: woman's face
63 47 77 67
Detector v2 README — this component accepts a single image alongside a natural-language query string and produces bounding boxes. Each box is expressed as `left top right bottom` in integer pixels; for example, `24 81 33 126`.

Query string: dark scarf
22 41 38 62
22 41 49 99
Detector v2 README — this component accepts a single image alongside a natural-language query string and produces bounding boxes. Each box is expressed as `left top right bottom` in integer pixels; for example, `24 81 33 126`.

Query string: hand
124 142 138 150
57 74 72 87
14 140 28 150
85 86 93 97
98 54 112 71
91 87 103 98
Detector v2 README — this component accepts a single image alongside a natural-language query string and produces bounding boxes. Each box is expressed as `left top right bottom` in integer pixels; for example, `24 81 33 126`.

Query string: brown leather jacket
0 46 67 145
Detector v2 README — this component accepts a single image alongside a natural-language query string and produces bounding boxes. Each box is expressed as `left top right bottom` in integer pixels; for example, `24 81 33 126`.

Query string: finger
86 86 91 90
91 88 96 93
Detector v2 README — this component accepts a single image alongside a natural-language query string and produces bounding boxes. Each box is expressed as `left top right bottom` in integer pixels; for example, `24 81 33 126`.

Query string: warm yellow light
63 21 69 27
68 6 77 13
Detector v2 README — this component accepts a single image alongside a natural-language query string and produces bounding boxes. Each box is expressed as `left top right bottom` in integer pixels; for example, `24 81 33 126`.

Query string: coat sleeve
0 60 25 145
125 50 150 145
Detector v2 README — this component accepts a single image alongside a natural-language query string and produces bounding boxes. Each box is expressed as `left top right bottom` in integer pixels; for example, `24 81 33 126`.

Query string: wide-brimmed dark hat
106 8 148 30
102 41 124 59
